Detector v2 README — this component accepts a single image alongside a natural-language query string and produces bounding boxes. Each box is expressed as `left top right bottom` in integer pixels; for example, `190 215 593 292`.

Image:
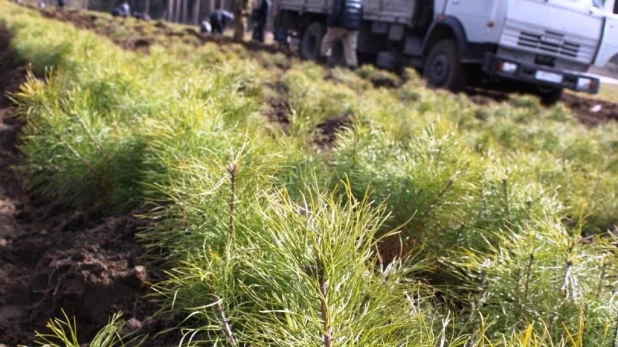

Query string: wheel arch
422 16 468 62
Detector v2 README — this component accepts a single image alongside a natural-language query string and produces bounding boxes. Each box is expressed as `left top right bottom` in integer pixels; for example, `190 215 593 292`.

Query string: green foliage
447 220 618 346
35 311 145 347
355 64 401 88
280 67 357 134
2 1 618 346
153 183 463 346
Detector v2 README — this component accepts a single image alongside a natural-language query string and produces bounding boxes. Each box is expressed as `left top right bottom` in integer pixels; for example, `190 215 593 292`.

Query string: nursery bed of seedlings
1 1 618 346
33 4 618 127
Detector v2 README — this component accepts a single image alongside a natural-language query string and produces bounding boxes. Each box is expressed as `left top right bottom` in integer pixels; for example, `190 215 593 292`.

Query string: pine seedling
227 150 239 237
502 177 511 226
448 218 618 344
521 253 535 325
224 182 447 346
35 311 145 347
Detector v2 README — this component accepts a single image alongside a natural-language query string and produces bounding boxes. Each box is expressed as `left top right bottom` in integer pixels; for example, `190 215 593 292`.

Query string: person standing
251 0 271 43
273 0 289 49
320 0 363 69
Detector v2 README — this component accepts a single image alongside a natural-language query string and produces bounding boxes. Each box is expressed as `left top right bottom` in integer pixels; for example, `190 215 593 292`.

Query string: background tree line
85 0 233 23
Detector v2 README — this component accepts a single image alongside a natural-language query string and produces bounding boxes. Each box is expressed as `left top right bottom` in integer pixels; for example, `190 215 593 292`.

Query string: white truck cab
278 0 618 103
475 0 610 99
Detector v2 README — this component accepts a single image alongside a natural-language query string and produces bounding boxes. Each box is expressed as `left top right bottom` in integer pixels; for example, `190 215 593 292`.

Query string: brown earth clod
315 114 354 150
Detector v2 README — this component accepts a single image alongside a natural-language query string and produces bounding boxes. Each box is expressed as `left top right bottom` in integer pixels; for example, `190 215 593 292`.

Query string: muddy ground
0 25 180 346
560 93 618 126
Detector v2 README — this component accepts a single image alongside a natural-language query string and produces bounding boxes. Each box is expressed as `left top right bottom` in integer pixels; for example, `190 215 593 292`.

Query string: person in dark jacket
251 0 271 43
209 9 235 35
111 0 131 17
320 0 363 69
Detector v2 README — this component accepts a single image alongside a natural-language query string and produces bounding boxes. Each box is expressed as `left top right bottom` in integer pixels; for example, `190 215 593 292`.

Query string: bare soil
315 114 354 151
561 92 618 127
467 87 618 127
0 24 178 347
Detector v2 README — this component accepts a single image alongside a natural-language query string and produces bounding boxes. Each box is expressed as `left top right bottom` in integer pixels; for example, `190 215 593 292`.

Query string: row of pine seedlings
2 2 618 346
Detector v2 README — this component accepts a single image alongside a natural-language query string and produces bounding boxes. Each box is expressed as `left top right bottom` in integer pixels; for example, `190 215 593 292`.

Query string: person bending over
209 9 235 35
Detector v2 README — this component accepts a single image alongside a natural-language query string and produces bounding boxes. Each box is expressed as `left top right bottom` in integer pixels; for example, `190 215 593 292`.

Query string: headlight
576 78 594 91
498 61 518 74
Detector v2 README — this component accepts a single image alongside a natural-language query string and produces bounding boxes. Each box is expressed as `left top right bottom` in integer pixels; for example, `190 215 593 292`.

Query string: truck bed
279 0 420 25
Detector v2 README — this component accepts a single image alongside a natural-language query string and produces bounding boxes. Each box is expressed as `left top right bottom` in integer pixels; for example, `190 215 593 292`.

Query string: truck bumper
481 53 600 94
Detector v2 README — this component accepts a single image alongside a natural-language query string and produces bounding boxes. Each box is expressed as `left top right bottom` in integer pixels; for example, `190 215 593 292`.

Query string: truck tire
423 39 467 92
538 87 563 106
301 22 326 61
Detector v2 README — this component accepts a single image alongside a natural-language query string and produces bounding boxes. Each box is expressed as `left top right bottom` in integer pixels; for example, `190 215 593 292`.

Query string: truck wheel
538 87 563 106
423 39 467 92
300 22 326 61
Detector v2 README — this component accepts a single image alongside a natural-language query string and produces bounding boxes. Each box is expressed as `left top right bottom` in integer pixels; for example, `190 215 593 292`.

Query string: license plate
535 70 563 84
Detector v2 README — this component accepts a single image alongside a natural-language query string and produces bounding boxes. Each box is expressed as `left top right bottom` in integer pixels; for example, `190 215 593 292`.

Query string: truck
277 0 618 104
